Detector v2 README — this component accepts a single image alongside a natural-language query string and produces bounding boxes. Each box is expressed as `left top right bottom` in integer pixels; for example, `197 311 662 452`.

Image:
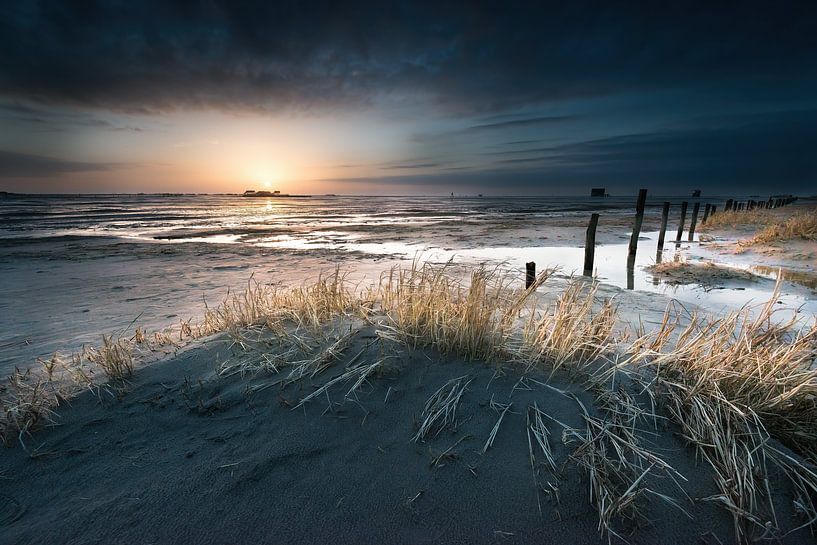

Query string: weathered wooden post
583 213 599 277
676 201 688 241
656 201 670 255
688 202 700 241
627 189 648 262
725 199 733 211
525 261 536 289
711 205 717 215
702 203 711 223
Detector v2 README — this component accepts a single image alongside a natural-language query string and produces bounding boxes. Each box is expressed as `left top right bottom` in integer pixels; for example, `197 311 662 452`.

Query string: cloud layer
2 1 816 114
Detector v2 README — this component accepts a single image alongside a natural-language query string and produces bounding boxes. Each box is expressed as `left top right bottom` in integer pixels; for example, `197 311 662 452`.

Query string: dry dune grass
375 261 617 368
201 268 360 334
627 283 817 540
85 334 134 382
522 280 616 370
699 209 778 231
743 212 817 246
375 262 550 360
700 206 817 250
0 352 96 448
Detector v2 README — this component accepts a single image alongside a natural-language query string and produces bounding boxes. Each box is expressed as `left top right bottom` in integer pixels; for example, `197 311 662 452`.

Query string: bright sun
263 180 272 188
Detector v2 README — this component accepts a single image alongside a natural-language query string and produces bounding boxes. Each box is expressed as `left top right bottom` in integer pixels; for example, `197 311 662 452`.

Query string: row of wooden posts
524 192 798 289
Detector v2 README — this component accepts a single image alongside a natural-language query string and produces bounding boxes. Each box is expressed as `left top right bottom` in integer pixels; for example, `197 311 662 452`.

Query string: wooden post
702 203 711 223
525 262 536 289
627 189 648 262
711 205 717 215
725 199 733 211
676 201 688 241
583 213 599 277
656 201 670 255
688 202 700 241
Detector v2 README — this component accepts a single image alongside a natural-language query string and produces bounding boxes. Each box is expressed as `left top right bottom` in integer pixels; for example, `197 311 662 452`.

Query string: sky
1 1 816 195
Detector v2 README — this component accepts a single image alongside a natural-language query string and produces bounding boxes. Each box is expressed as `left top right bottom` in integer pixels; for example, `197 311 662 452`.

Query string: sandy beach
2 196 816 544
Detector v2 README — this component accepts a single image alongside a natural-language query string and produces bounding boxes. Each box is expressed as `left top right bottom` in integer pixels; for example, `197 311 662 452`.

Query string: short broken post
702 203 711 223
725 199 733 211
525 261 536 289
583 213 599 277
627 189 648 263
676 201 688 242
688 202 700 241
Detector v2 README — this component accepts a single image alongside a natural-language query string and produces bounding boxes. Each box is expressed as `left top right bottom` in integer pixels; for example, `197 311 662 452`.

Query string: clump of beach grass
628 281 817 540
201 268 360 335
699 209 779 231
374 261 617 369
376 261 553 361
741 212 817 247
0 352 96 447
84 334 134 382
522 279 617 371
1 369 62 447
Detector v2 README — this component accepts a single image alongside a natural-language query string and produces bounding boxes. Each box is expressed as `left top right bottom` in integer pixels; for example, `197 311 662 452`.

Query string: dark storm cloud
1 1 816 113
0 150 123 177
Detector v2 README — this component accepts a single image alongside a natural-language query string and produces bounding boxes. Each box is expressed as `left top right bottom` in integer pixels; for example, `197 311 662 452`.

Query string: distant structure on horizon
242 189 311 198
590 188 608 197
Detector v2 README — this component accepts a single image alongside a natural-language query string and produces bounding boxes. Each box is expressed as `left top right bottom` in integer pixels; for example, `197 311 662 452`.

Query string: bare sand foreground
2 257 817 545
